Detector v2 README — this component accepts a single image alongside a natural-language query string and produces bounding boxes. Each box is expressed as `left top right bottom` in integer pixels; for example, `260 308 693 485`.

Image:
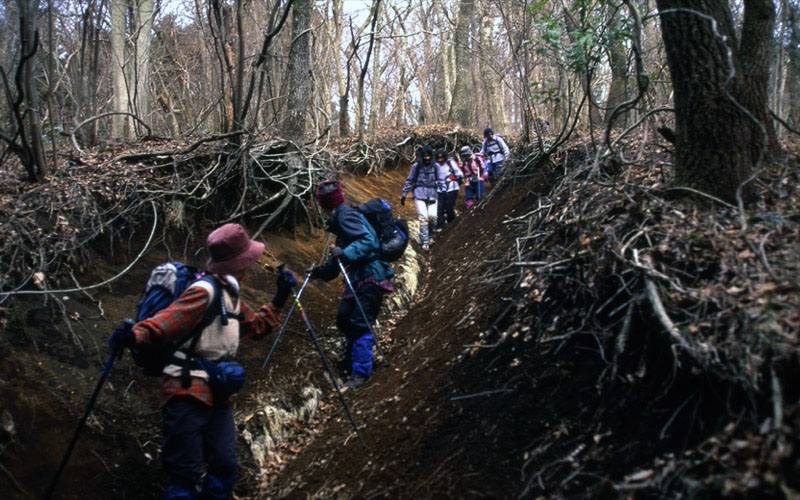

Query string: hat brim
206 239 265 274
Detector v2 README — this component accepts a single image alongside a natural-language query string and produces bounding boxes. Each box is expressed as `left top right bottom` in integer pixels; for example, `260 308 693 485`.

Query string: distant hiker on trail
435 148 463 230
480 127 511 184
459 146 486 209
108 223 297 500
310 181 395 389
400 144 444 250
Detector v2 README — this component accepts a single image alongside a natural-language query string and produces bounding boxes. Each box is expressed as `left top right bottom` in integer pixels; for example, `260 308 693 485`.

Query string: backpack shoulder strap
412 162 421 188
178 275 228 388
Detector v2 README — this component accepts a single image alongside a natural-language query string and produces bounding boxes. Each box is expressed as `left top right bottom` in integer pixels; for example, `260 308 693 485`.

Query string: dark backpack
131 262 225 376
355 198 409 262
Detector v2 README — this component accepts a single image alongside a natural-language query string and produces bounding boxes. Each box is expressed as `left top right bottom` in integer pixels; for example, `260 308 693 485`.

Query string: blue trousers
487 161 504 183
161 396 236 499
336 282 385 377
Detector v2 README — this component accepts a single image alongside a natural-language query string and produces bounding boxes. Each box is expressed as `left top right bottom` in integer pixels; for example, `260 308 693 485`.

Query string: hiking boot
344 374 368 389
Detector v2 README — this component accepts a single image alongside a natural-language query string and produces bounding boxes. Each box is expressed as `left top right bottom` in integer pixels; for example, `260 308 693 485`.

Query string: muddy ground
2 140 799 499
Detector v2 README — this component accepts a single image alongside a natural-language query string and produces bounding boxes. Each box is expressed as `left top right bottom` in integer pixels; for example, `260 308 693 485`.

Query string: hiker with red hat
310 180 395 389
108 223 297 500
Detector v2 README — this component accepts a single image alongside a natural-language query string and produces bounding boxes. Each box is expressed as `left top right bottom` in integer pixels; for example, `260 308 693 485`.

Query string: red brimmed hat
205 223 265 274
315 180 345 210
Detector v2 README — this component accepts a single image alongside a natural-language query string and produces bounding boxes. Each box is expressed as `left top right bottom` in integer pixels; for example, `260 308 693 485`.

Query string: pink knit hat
205 223 265 274
315 181 345 210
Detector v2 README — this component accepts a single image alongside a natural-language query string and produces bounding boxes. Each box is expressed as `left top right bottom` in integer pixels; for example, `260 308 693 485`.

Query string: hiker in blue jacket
480 127 511 184
310 181 395 388
400 144 444 250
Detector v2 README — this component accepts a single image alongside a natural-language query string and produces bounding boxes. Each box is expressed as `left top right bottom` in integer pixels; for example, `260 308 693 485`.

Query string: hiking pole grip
261 267 312 369
335 258 388 366
290 291 366 448
44 319 131 499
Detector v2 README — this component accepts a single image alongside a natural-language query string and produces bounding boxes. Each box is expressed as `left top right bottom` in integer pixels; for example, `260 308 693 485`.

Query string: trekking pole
335 258 388 365
44 318 133 500
288 288 366 448
261 267 313 369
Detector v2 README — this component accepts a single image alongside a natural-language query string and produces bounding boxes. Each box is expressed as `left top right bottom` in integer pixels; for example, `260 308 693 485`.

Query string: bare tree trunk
393 5 408 129
111 0 131 138
367 1 384 135
479 7 504 132
656 0 760 203
787 2 800 127
18 0 47 178
356 0 381 142
449 0 474 126
740 0 781 155
132 0 154 134
433 0 452 118
285 0 312 142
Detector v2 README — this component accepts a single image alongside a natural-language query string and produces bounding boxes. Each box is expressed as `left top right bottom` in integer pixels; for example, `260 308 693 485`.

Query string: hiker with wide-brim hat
108 223 297 499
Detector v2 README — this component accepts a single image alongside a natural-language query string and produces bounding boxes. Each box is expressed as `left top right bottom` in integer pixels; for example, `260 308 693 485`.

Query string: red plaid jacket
132 280 279 407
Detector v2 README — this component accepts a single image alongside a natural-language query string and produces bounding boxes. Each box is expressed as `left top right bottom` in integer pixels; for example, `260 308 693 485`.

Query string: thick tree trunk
480 10 504 132
111 0 131 138
656 0 757 203
604 8 629 130
449 0 474 126
740 0 781 155
331 0 349 136
19 0 47 178
285 0 312 142
132 0 154 134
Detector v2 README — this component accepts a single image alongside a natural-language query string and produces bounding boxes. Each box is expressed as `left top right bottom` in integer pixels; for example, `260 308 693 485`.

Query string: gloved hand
276 268 298 289
400 196 406 206
108 321 134 354
330 246 344 259
309 265 324 280
272 268 297 310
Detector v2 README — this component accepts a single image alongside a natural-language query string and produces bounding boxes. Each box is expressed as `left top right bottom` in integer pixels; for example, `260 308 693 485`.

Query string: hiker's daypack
445 158 463 185
355 199 409 262
131 262 225 376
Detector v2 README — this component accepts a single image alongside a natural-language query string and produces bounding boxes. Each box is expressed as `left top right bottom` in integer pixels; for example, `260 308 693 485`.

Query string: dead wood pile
0 133 338 296
0 125 476 298
326 124 482 173
475 136 799 496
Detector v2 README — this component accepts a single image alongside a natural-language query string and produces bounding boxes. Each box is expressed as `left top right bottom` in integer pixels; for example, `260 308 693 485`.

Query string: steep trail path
259 171 542 497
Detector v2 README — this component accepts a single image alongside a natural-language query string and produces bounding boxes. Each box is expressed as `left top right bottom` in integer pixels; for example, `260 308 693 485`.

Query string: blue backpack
355 198 409 262
131 262 225 376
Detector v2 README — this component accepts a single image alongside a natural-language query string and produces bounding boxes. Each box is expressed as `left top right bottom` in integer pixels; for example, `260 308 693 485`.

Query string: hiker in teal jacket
310 181 394 388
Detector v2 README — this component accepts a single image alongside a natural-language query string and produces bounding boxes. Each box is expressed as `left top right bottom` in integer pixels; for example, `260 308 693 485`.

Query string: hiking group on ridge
65 126 510 499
